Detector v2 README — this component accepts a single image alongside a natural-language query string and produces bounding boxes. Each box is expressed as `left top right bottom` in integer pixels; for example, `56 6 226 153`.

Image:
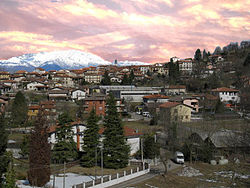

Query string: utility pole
53 173 55 188
95 146 97 180
63 161 66 188
101 147 103 179
154 134 157 165
141 137 144 163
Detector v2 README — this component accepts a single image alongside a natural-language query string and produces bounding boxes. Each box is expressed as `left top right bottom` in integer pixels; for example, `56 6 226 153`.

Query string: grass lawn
8 133 26 143
183 119 248 132
65 164 137 176
132 162 250 188
123 121 163 134
14 158 139 180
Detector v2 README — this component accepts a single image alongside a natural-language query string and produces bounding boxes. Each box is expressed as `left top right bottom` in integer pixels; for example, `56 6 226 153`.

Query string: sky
0 0 249 63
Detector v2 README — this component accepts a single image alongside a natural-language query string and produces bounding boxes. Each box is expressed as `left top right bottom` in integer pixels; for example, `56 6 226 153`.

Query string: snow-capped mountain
0 50 111 72
0 50 149 72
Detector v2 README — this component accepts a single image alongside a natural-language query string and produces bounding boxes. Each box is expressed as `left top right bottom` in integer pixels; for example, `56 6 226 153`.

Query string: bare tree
28 110 51 187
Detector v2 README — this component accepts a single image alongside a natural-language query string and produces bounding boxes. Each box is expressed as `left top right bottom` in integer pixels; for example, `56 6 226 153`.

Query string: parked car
174 151 184 164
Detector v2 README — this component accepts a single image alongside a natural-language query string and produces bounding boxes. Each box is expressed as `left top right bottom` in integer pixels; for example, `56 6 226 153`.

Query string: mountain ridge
0 50 149 72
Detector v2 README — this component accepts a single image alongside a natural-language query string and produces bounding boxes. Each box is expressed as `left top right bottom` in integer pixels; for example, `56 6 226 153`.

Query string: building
83 94 107 116
164 85 186 95
159 102 192 125
28 105 40 120
48 122 142 155
99 126 143 155
0 71 10 80
26 81 48 91
211 87 240 103
48 88 69 101
169 96 199 113
178 59 193 74
71 89 86 101
84 73 103 83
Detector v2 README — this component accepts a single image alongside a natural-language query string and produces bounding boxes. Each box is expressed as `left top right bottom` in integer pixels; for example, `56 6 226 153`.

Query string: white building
211 87 240 103
26 81 47 91
71 89 86 101
48 123 142 155
99 85 162 102
178 59 193 74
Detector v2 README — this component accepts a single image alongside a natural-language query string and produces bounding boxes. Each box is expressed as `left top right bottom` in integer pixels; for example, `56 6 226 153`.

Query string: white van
174 151 184 164
142 111 150 117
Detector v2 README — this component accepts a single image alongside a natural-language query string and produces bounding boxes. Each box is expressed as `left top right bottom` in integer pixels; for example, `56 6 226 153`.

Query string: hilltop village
0 43 250 187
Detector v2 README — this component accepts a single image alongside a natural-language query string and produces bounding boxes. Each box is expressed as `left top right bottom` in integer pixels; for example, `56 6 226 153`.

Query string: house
151 63 168 75
83 94 107 116
71 89 86 101
48 88 69 101
188 130 250 157
99 126 143 155
143 94 170 104
211 87 240 103
48 123 143 155
0 71 10 80
143 94 170 114
1 80 18 91
169 96 199 113
84 73 103 83
26 81 48 91
48 122 86 151
159 102 192 125
28 105 40 120
0 83 12 94
28 101 57 123
40 100 57 125
34 67 46 74
178 59 193 74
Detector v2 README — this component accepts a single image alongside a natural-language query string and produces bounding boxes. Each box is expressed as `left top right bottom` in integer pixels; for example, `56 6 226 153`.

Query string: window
99 107 102 110
186 115 189 119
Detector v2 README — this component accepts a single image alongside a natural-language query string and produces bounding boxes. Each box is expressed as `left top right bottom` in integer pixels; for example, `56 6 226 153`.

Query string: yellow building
0 71 10 80
28 105 40 120
159 102 192 126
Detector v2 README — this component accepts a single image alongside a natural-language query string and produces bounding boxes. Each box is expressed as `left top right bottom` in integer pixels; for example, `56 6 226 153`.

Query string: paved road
108 160 181 188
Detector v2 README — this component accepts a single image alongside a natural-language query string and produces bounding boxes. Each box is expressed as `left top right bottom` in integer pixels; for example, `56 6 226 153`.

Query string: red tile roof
143 94 169 99
99 126 142 137
28 105 40 110
211 87 239 92
159 102 180 108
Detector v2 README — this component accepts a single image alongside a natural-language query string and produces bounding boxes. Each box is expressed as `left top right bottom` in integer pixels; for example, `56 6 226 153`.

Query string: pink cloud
0 0 249 62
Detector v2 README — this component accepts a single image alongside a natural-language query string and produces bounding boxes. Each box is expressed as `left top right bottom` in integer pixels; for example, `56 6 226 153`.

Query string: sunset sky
0 0 249 63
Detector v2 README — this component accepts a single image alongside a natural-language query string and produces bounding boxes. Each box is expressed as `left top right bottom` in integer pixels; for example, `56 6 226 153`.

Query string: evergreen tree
101 71 111 85
0 114 9 186
5 153 16 188
194 49 202 61
168 59 180 83
203 49 208 61
28 110 50 187
121 74 130 85
103 94 130 169
128 69 135 84
52 112 78 163
143 134 160 159
10 91 28 127
80 109 99 167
